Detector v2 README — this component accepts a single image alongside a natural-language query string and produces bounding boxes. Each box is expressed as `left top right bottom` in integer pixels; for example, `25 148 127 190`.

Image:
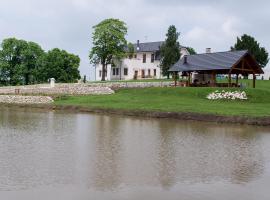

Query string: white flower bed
207 90 248 100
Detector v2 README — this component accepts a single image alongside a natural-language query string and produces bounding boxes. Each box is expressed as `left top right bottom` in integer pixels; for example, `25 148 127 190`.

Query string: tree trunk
25 73 29 85
101 63 106 81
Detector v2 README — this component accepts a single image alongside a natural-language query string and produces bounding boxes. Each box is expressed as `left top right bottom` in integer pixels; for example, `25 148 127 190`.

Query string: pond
0 107 270 200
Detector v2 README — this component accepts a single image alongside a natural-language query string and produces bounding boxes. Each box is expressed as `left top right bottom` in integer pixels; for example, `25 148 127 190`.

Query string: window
141 70 145 78
154 69 157 76
124 68 128 76
151 54 155 63
143 54 146 63
99 70 102 77
148 69 151 76
112 68 119 76
134 54 137 59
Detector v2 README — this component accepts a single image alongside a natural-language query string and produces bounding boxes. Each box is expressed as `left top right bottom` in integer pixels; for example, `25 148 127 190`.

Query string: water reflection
0 107 269 195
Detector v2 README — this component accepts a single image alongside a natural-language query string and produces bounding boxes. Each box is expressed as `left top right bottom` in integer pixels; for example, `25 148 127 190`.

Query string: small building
169 49 264 88
95 41 189 81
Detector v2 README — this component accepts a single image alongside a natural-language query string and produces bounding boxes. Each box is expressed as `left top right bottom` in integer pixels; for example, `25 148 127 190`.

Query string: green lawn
55 80 270 117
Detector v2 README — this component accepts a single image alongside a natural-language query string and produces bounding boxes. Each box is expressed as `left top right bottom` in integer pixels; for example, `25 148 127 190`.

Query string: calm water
0 107 270 200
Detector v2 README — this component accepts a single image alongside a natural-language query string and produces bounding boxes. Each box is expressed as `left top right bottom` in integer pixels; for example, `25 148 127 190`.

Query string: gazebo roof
169 50 264 74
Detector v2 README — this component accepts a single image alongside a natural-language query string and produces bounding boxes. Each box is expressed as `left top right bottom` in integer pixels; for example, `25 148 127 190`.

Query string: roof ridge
186 49 248 57
132 41 164 45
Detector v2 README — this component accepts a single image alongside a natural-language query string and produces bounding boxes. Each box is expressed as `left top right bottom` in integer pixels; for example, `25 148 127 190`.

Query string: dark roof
132 41 164 52
126 41 186 53
169 50 263 74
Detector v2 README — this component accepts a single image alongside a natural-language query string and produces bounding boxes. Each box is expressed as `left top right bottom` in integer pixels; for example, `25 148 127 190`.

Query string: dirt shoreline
1 103 270 126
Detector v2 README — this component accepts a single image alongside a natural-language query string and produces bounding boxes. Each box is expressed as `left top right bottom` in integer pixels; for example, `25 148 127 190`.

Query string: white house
95 41 190 81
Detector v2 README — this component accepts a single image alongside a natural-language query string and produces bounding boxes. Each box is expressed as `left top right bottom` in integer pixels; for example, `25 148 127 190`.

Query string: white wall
262 66 270 80
95 47 189 81
95 52 161 81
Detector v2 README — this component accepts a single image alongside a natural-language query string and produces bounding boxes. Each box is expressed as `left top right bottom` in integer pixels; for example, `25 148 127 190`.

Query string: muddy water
0 107 270 200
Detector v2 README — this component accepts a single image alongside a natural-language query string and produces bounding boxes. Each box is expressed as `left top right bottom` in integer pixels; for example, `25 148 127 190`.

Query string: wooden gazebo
169 50 264 88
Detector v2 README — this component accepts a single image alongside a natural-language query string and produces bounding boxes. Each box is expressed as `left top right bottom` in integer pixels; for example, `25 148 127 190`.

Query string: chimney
183 55 188 64
206 48 211 53
137 40 140 51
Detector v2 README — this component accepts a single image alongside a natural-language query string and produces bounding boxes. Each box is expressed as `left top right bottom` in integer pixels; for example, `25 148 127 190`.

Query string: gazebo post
174 72 177 87
188 72 191 87
253 74 256 88
228 73 232 87
236 74 239 87
211 71 216 87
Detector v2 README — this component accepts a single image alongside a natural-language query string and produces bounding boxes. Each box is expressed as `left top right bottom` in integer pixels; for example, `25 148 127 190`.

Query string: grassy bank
54 80 270 118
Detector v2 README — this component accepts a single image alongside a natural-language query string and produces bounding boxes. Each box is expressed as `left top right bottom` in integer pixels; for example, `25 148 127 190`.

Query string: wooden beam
243 58 256 73
230 58 256 75
229 52 248 74
232 68 255 72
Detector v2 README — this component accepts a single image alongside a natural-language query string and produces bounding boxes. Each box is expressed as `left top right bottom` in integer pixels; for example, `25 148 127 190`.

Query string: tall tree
89 18 128 81
0 38 28 85
186 47 197 55
0 38 81 85
0 38 45 85
22 42 45 85
127 42 135 59
231 34 269 68
160 25 181 78
38 48 80 83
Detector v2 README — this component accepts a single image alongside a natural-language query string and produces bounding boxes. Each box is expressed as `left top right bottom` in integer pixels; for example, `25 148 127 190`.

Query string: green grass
55 80 270 117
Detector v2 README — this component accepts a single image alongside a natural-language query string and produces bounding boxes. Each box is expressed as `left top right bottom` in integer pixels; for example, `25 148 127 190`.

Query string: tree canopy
231 34 269 68
37 48 80 83
127 42 135 58
160 25 181 78
0 38 81 86
89 18 128 81
22 41 45 84
0 38 28 85
186 47 197 55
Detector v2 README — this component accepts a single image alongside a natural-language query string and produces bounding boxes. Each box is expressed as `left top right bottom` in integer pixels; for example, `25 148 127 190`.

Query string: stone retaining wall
87 81 173 88
0 84 115 95
0 82 172 95
0 95 54 104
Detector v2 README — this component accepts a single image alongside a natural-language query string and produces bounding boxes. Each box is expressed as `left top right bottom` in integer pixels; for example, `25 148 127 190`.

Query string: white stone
0 95 54 104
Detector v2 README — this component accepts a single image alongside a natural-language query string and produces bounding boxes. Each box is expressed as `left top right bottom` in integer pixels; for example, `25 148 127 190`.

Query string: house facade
95 41 189 81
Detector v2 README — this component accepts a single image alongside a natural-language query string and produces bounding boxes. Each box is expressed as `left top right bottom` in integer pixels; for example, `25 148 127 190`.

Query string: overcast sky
0 0 269 80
